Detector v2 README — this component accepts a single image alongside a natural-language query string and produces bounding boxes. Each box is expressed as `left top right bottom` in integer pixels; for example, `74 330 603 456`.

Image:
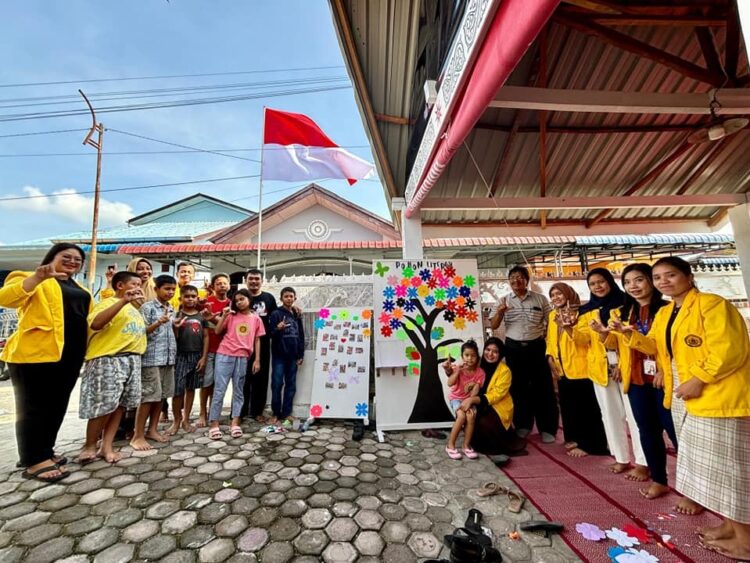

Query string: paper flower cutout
402 266 414 278
606 527 640 548
374 261 390 277
575 522 606 541
318 308 330 319
615 549 659 563
622 524 650 544
310 404 323 417
361 309 372 320
355 402 368 417
314 318 325 329
362 328 371 338
608 547 627 562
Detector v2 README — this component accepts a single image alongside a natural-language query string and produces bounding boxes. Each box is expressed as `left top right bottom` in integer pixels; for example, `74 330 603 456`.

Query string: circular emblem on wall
684 334 703 347
305 219 331 242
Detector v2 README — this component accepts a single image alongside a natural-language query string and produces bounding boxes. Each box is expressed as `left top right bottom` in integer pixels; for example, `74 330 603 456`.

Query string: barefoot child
78 272 147 463
169 285 209 434
268 287 305 426
208 289 263 440
444 340 486 460
131 275 177 450
198 273 231 427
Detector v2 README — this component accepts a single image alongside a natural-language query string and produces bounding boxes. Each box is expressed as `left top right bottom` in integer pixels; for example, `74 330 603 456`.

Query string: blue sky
0 0 389 244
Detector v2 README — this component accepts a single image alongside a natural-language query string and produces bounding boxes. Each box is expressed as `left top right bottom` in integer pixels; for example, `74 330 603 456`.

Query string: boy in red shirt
198 273 231 427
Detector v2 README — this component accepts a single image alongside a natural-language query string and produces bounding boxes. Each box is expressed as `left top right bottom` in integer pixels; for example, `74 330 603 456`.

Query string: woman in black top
0 243 91 482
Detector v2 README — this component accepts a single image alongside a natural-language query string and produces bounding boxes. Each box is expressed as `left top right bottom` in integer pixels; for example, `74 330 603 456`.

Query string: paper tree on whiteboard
378 263 480 422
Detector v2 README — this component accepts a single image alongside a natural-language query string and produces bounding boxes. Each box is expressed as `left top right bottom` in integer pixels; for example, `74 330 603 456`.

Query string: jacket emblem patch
684 334 703 347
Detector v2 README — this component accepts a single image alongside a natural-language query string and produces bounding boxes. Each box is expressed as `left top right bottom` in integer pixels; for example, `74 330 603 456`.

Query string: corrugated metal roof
575 234 735 246
6 222 239 247
78 242 163 253
338 2 750 228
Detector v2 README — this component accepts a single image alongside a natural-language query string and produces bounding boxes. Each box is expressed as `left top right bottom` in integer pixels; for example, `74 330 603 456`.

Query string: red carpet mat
501 434 726 562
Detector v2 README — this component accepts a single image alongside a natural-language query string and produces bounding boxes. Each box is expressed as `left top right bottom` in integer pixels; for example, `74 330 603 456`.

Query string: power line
0 145 374 157
0 65 346 88
0 84 352 122
0 175 260 202
0 128 89 138
107 128 261 163
0 76 349 108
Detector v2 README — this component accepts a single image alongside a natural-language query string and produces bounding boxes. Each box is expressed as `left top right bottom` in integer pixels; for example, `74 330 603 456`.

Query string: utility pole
79 90 104 292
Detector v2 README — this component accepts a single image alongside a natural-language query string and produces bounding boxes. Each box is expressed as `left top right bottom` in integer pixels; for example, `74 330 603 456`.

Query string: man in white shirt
491 266 558 443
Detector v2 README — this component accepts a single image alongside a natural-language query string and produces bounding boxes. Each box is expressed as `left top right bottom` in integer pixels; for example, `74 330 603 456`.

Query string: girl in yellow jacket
453 337 526 463
575 268 648 480
545 283 608 458
619 256 750 560
0 243 92 483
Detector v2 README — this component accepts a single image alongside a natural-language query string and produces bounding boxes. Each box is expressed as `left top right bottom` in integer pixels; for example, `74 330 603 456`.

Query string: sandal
208 428 223 440
445 446 462 460
22 463 68 483
254 415 267 423
16 454 68 469
464 508 484 537
520 520 564 537
230 426 243 438
75 454 100 466
463 447 478 459
476 482 509 498
507 490 526 513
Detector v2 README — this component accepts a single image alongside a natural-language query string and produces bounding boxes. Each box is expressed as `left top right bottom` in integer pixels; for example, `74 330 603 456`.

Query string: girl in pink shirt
208 289 265 439
444 340 486 460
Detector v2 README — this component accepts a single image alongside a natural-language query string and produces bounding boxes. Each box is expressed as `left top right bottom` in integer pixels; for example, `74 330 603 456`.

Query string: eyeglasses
508 276 526 282
60 255 84 265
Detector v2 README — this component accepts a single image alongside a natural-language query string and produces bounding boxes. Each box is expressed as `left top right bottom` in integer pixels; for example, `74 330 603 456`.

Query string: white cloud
0 186 134 228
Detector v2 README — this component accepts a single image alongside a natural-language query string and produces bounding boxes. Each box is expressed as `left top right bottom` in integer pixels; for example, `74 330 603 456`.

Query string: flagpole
257 107 266 270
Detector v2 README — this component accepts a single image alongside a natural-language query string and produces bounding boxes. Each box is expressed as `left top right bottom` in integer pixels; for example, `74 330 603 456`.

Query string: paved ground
0 380 581 562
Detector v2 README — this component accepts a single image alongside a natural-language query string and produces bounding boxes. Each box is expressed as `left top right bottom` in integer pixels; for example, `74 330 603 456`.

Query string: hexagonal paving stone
93 543 135 563
356 495 382 510
355 530 385 556
325 518 358 542
16 523 62 547
293 529 329 555
145 499 181 519
322 541 358 563
198 538 235 562
353 509 384 531
237 527 269 552
163 510 198 534
214 488 241 503
407 531 442 558
381 521 410 543
259 541 294 563
122 518 160 543
179 525 216 549
267 517 300 541
214 514 248 538
77 527 120 554
301 508 333 529
24 536 75 563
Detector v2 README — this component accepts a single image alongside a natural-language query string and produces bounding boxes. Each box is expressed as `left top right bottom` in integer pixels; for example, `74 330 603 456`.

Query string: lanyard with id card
643 358 657 376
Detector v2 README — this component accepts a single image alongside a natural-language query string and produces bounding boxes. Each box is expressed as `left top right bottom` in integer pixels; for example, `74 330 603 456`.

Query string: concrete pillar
729 202 750 299
392 197 423 259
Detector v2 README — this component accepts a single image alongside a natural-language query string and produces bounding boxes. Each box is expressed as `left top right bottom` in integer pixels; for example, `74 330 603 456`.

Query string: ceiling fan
688 91 749 144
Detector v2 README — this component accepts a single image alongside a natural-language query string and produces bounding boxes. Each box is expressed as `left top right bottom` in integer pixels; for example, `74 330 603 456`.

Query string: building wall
249 205 387 243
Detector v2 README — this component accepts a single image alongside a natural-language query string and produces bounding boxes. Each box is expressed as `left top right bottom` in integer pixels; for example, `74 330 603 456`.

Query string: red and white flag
262 108 375 185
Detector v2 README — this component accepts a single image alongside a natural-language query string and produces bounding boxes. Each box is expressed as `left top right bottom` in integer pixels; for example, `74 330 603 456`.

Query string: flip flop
230 426 243 438
507 490 526 513
445 446 462 460
463 447 478 459
75 454 100 466
464 508 484 536
476 482 509 498
208 428 223 440
520 520 564 538
16 455 68 469
22 463 68 483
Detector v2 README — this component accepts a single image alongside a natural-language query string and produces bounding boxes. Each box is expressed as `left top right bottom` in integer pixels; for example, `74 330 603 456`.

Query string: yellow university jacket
545 310 589 380
0 271 93 363
485 362 514 430
627 289 750 417
572 310 609 387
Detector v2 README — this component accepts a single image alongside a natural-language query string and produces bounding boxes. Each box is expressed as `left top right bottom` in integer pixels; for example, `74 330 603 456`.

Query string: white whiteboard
308 307 372 420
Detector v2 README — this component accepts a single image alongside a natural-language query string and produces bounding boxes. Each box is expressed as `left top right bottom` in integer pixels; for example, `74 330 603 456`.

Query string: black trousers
241 335 271 418
505 337 559 436
9 347 84 467
628 382 678 485
472 405 527 455
558 376 609 455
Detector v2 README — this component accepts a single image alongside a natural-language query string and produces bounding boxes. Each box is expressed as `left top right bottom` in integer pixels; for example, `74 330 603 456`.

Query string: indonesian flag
262 108 376 185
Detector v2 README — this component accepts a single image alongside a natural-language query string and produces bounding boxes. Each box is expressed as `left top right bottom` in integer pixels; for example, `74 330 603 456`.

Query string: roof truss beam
421 193 746 211
553 12 726 86
488 86 750 114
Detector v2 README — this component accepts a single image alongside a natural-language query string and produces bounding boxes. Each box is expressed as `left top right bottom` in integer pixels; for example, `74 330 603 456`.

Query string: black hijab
480 337 504 394
579 268 625 324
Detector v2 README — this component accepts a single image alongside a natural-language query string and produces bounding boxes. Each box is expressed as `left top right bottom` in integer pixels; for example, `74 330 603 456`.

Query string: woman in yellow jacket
0 243 92 483
575 268 648 480
620 256 750 560
545 283 608 458
453 337 526 463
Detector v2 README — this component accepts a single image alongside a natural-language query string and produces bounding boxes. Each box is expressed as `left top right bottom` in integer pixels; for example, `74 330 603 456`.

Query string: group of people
0 244 304 483
2 245 749 559
445 262 749 560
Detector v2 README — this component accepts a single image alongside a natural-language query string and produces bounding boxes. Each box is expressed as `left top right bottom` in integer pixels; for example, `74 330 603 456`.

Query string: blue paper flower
382 286 395 299
419 269 431 281
407 287 418 299
355 402 368 417
459 286 471 297
403 300 417 312
314 318 326 329
382 299 395 312
446 286 459 299
389 318 401 330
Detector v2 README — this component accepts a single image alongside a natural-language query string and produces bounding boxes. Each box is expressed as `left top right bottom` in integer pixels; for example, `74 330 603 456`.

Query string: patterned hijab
549 282 580 308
